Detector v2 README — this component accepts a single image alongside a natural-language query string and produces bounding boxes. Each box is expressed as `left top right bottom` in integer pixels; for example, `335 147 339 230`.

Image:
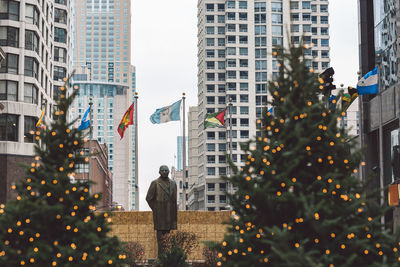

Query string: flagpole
228 98 233 195
182 92 186 210
134 92 139 211
377 60 385 225
88 97 93 194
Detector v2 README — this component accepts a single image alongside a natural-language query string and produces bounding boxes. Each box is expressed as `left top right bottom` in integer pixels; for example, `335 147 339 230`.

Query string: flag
150 100 181 124
36 106 45 129
329 95 337 110
204 109 226 129
342 93 351 103
342 87 359 112
78 106 91 130
348 86 358 98
118 103 134 139
357 67 378 95
267 107 274 116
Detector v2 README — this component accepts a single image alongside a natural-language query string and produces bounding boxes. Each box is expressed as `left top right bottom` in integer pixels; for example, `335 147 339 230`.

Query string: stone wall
110 211 230 260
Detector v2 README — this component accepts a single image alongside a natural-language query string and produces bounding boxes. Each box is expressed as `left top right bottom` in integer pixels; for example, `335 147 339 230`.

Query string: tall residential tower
72 0 137 210
195 0 331 210
0 0 73 202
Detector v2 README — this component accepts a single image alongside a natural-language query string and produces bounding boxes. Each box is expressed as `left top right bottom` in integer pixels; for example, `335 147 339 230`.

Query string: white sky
131 0 359 211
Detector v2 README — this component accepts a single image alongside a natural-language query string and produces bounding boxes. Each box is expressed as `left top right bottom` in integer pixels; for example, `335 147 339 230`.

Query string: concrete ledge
110 211 230 260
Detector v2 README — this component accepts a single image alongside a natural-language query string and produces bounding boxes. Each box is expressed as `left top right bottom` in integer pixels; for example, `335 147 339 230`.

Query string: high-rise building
358 0 399 224
195 0 331 211
72 0 137 210
0 0 73 203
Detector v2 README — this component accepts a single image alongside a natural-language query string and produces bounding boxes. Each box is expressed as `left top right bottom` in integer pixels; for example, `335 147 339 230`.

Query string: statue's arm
146 181 156 210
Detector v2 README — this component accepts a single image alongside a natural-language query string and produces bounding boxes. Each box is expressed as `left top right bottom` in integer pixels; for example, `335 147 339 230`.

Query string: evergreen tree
0 77 126 266
217 46 400 266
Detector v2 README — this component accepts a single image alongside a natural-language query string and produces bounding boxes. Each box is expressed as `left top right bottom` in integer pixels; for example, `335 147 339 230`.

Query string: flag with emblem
150 100 181 124
204 108 226 129
118 103 134 139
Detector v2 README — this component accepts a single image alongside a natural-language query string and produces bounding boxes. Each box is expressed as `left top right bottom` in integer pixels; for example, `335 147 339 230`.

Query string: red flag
117 103 134 139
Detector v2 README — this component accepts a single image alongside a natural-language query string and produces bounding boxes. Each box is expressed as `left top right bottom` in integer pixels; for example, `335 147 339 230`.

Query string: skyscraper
72 0 137 210
0 0 73 202
195 0 331 211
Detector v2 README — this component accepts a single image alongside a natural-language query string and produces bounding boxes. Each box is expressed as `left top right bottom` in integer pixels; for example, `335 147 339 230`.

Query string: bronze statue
146 165 178 255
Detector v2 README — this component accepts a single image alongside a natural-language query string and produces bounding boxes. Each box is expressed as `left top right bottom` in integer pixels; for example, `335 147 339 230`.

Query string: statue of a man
146 165 177 255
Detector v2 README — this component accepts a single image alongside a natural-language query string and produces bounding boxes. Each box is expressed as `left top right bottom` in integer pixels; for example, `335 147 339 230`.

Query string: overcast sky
131 0 359 211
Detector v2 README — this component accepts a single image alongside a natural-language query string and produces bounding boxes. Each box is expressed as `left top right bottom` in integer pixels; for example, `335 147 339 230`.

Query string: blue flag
78 106 91 130
150 100 181 124
357 67 378 95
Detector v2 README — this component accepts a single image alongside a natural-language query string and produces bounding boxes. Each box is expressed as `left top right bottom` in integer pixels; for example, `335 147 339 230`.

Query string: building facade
171 166 187 210
75 140 113 211
72 0 137 210
195 0 331 210
71 81 134 210
358 0 399 223
0 0 72 202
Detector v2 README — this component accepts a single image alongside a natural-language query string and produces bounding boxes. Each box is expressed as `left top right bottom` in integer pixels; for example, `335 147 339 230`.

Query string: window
55 0 67 5
321 39 329 47
254 2 266 12
227 1 235 9
240 118 249 126
226 12 235 20
271 2 282 12
54 47 67 63
219 143 226 151
207 168 216 176
240 106 249 115
239 13 247 21
321 50 329 58
272 25 283 36
206 3 214 11
256 72 267 81
55 8 67 24
227 59 236 67
206 15 214 23
256 95 268 105
322 62 330 69
217 15 225 23
25 30 39 53
219 132 226 140
321 16 328 24
207 155 216 163
0 53 18 74
239 47 248 56
239 1 247 9
291 13 299 21
272 14 282 24
24 116 37 143
54 66 66 81
207 195 215 203
226 24 235 32
256 84 267 93
24 56 38 78
302 1 311 9
255 13 266 24
303 13 311 21
240 130 249 138
206 143 215 152
54 27 67 43
218 4 224 11
206 38 214 46
227 35 235 44
220 183 227 191
227 83 236 90
292 24 300 33
256 60 267 70
255 37 266 47
0 0 19 21
206 49 215 58
240 59 248 67
291 2 299 9
206 96 215 104
303 25 311 32
239 24 248 32
320 5 328 12
272 37 283 46
207 183 215 191
227 47 236 55
240 83 248 91
321 27 329 35
0 80 17 101
227 71 236 79
255 48 267 58
240 95 248 103
255 25 266 35
239 71 248 79
206 26 214 34
239 36 248 44
0 26 18 47
218 27 225 35
206 73 215 81
0 114 18 141
25 4 39 26
219 167 227 176
24 83 38 104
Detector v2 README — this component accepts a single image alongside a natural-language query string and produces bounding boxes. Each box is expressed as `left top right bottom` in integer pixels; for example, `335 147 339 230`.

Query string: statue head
159 165 170 178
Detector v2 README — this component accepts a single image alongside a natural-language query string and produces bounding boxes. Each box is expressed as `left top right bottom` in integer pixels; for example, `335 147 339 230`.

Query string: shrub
123 242 145 266
161 231 199 256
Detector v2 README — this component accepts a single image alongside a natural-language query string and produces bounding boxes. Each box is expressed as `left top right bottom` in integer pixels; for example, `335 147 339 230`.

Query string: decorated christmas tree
217 45 400 266
0 77 126 266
